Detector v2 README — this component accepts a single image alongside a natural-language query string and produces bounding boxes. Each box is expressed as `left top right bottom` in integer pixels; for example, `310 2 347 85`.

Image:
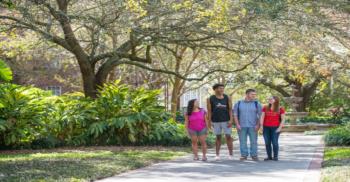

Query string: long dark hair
268 96 280 112
187 99 197 116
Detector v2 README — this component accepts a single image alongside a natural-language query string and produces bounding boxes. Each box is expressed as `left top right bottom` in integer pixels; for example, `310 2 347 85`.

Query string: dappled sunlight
97 134 323 182
0 149 186 181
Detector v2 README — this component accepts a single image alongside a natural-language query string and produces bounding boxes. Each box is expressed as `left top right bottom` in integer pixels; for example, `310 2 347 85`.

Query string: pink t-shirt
188 109 207 131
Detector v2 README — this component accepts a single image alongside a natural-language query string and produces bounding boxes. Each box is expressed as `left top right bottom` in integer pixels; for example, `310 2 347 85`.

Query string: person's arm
205 112 211 130
257 103 263 124
259 112 265 130
184 114 190 137
228 96 233 127
184 114 189 129
206 98 212 129
255 103 263 131
277 113 285 133
233 102 241 130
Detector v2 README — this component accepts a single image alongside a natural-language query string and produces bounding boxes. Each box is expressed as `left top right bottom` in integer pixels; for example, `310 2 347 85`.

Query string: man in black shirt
207 83 234 161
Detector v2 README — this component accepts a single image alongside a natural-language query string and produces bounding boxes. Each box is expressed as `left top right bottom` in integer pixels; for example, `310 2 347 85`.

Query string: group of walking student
184 83 285 162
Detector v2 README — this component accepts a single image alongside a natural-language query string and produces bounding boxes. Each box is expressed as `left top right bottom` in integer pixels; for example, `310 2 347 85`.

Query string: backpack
237 100 258 120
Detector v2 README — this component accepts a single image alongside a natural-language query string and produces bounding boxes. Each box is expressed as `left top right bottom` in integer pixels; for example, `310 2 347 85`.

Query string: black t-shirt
209 94 230 122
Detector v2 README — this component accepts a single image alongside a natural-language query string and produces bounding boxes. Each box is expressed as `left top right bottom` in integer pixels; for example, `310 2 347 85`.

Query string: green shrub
90 81 168 145
0 59 12 83
46 81 189 147
140 120 190 146
325 123 350 146
0 83 51 148
45 93 95 146
0 81 196 148
30 135 62 149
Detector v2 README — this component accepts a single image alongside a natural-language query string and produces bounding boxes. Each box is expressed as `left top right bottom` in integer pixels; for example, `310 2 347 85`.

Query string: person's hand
255 125 260 132
227 122 233 128
208 124 213 131
207 121 213 131
276 126 282 133
236 124 241 131
184 126 189 137
259 126 263 132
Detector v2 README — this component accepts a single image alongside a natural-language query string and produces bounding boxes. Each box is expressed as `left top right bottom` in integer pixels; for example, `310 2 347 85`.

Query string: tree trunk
56 0 99 98
298 78 322 112
171 77 182 120
76 58 98 98
296 100 307 112
107 67 118 83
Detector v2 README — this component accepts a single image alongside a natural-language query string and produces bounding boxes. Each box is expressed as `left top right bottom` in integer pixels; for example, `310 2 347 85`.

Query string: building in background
180 86 211 112
5 53 81 95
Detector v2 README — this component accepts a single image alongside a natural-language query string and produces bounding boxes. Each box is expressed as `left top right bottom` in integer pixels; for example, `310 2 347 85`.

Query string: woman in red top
260 96 285 161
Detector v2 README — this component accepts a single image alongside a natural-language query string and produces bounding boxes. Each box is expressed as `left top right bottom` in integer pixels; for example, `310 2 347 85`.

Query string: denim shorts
188 128 208 136
212 121 232 135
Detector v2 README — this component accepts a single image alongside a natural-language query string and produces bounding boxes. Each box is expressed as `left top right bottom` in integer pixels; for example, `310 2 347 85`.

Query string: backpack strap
237 100 241 120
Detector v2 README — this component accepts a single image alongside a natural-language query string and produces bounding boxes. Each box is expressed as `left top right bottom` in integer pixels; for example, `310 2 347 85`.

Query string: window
47 86 62 96
182 89 200 107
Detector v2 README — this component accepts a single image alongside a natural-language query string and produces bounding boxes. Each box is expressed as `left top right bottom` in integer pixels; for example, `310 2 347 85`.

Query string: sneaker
252 156 259 161
215 156 221 161
273 157 279 161
240 156 247 161
228 155 233 160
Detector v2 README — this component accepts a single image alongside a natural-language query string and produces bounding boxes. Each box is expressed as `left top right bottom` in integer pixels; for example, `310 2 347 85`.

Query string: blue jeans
238 127 258 157
263 126 280 158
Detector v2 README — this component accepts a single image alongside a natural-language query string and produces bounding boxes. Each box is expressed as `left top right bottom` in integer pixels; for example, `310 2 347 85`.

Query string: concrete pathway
98 133 324 182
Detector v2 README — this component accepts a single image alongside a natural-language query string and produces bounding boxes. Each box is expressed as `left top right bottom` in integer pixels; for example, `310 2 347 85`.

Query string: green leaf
0 59 12 82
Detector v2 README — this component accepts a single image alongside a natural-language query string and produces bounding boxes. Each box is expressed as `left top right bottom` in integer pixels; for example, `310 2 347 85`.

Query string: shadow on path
98 133 323 182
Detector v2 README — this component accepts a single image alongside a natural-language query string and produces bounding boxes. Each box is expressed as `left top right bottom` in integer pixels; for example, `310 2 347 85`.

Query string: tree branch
259 78 291 97
0 15 72 51
115 53 263 81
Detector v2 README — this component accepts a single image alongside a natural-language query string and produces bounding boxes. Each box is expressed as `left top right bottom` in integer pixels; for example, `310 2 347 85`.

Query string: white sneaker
228 155 233 160
215 156 220 161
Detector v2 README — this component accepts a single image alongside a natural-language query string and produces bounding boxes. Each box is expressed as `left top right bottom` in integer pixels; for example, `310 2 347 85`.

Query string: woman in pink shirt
184 99 210 161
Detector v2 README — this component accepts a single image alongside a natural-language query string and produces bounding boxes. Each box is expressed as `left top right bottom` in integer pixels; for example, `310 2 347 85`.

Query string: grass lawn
0 146 187 182
321 147 350 182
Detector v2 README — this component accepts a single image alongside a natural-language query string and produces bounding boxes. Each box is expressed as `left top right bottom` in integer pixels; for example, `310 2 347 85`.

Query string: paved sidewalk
98 133 324 182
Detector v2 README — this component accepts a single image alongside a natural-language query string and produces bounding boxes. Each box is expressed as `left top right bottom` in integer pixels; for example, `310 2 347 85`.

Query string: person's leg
216 134 222 157
224 122 233 156
271 127 280 160
225 134 233 156
198 134 207 161
213 122 222 157
191 134 199 160
263 127 273 160
238 127 249 159
248 127 258 158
